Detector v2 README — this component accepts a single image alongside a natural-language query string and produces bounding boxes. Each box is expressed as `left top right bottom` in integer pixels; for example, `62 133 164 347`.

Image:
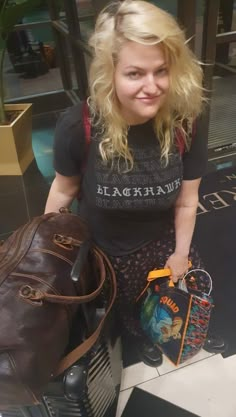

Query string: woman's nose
143 75 159 95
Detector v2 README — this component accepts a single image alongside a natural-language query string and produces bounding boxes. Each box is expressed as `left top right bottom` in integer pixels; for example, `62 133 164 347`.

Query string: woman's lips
137 96 161 103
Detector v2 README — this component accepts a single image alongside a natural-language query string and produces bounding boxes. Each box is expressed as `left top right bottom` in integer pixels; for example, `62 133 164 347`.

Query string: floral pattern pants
108 227 204 340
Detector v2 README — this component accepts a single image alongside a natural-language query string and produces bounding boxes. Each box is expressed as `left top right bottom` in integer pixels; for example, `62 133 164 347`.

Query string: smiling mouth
137 96 161 100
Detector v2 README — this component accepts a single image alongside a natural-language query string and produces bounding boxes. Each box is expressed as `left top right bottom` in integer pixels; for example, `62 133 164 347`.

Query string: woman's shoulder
54 101 89 150
56 101 84 132
53 101 89 175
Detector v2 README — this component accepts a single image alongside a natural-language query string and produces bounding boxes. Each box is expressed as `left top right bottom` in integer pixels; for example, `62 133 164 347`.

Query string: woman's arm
44 172 81 213
164 178 201 282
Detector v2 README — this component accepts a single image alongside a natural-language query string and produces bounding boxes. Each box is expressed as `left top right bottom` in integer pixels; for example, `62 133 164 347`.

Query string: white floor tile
157 349 214 376
115 388 133 417
120 362 159 391
138 354 236 417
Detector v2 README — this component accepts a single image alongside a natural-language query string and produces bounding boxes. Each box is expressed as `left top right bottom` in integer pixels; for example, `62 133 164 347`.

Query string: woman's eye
127 72 141 80
156 68 168 76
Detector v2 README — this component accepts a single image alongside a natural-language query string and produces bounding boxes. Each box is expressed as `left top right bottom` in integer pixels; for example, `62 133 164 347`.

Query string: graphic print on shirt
94 145 183 211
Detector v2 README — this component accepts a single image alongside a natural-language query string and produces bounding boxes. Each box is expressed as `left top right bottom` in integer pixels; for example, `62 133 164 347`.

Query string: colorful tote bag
139 267 214 365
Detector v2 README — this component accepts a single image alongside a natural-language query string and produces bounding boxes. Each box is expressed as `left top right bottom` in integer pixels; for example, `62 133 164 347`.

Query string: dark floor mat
121 387 200 417
194 166 236 358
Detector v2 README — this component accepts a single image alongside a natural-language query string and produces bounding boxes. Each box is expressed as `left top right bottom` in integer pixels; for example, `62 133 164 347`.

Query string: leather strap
54 247 117 376
30 249 106 304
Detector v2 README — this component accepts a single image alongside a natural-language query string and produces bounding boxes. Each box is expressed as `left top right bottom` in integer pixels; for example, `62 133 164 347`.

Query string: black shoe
137 340 163 367
204 334 227 354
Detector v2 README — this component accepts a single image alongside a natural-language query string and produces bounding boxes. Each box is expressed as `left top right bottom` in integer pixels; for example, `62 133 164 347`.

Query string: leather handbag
0 209 116 408
139 266 213 365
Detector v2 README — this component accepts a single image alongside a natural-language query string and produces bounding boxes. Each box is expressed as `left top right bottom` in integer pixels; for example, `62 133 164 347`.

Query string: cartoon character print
141 290 183 344
150 305 183 344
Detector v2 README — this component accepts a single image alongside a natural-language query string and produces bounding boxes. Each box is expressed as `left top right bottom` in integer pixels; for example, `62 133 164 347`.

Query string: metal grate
43 396 88 417
0 338 121 417
208 75 236 150
86 343 116 417
43 341 117 417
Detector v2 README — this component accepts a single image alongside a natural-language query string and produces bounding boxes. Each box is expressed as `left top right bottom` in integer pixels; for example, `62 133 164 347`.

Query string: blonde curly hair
88 0 205 171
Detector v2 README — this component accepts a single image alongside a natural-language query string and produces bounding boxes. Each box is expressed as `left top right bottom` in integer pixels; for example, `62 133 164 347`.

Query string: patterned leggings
108 227 204 340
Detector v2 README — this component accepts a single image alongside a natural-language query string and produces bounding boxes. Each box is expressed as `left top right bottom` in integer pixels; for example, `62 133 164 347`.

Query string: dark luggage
0 321 122 417
0 209 116 408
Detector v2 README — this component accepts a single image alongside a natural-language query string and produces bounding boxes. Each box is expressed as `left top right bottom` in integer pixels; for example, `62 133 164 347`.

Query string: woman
45 0 225 366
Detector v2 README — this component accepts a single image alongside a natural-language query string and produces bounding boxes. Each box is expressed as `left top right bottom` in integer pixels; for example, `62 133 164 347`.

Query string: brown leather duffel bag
0 209 116 408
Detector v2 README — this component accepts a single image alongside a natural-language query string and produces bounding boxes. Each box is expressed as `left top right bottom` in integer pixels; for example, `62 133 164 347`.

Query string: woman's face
114 41 170 125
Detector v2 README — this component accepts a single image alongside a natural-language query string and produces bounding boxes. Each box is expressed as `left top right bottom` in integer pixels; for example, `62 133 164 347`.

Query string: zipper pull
19 285 43 302
53 234 81 250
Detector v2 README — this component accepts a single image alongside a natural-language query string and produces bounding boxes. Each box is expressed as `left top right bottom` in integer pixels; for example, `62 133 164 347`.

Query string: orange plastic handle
147 260 192 282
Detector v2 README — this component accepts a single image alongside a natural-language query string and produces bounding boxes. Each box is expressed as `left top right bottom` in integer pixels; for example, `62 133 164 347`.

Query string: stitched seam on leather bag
0 223 30 273
0 231 18 263
29 249 74 265
0 215 54 286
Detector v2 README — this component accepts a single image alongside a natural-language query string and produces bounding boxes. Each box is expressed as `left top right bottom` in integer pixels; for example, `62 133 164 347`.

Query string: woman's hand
164 252 189 283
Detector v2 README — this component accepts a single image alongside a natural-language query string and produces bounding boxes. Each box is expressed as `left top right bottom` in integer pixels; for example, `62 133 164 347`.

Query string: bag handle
19 249 106 305
181 268 213 296
147 260 192 283
136 260 192 302
54 247 117 377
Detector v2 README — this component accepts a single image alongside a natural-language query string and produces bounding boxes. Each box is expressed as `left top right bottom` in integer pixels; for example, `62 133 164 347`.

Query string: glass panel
75 2 95 76
90 0 178 16
4 3 63 101
208 0 236 150
217 0 235 34
75 1 95 42
76 0 93 14
79 16 95 43
195 0 205 59
148 0 178 16
228 1 236 68
233 0 236 30
215 0 235 75
64 40 81 90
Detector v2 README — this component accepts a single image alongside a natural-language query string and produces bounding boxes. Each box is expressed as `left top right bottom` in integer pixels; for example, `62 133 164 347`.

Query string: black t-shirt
54 102 208 255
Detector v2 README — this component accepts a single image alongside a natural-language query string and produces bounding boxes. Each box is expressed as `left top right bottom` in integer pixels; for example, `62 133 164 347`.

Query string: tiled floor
117 351 236 417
